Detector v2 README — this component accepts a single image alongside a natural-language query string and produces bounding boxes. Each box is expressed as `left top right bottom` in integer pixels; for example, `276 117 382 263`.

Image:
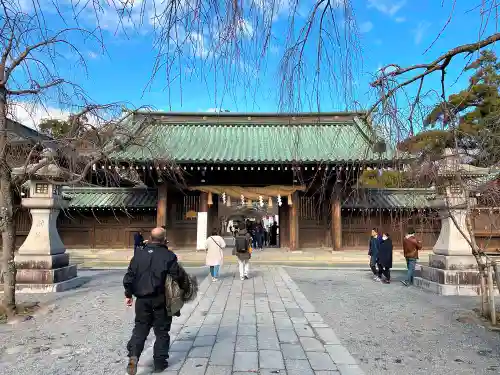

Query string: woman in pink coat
204 229 226 281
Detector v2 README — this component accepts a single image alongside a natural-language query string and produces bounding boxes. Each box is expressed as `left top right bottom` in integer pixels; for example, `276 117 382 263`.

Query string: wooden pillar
200 192 209 213
332 185 342 251
156 184 167 228
289 192 299 251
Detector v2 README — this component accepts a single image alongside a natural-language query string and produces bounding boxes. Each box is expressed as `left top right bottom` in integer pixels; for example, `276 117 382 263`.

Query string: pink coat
205 235 226 266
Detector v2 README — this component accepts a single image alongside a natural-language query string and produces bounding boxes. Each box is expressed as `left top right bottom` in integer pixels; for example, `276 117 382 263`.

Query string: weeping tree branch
368 32 500 117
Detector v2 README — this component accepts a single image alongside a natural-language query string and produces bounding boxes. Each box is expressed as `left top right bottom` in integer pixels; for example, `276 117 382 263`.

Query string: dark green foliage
39 119 71 138
358 169 405 188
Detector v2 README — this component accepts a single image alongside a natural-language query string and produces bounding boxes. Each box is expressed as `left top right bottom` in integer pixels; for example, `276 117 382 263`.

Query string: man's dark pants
127 295 172 365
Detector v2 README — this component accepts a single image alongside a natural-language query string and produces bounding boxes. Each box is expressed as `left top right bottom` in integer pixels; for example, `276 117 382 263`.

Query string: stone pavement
136 265 364 375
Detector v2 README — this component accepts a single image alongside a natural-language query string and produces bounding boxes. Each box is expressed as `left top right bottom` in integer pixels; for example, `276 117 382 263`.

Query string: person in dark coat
269 221 278 246
133 230 144 257
377 233 393 284
233 227 252 280
368 228 380 280
124 227 188 374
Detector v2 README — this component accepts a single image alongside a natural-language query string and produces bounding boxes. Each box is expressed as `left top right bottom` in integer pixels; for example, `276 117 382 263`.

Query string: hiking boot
126 356 138 375
153 360 169 372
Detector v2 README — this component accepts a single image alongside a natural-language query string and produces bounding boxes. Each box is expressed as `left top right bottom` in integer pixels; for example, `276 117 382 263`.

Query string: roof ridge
62 186 156 192
134 110 368 116
147 122 357 126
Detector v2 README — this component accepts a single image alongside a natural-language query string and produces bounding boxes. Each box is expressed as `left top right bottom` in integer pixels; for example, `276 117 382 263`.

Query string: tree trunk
0 84 16 316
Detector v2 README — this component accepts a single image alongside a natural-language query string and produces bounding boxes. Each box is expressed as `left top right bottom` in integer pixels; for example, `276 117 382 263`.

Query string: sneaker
126 356 138 375
212 277 218 282
240 277 245 281
400 280 409 287
153 361 168 373
244 275 249 280
373 276 381 282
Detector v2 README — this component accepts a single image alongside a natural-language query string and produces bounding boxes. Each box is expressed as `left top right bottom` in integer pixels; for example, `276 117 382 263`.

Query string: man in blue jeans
401 229 422 286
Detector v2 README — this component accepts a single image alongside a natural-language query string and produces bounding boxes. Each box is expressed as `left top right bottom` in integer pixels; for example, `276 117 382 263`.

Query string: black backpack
235 236 249 253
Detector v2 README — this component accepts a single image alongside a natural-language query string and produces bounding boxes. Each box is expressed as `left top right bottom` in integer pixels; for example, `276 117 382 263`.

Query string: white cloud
368 0 406 16
206 108 230 112
413 21 431 45
238 19 254 38
8 102 70 129
359 21 373 33
395 16 406 23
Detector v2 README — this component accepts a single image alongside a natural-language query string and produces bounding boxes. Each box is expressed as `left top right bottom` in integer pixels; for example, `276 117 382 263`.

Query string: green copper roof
61 186 433 209
342 188 435 209
62 187 157 208
110 113 392 163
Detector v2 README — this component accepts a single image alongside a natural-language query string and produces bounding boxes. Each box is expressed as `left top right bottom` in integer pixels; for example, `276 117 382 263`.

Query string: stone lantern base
15 253 87 293
414 254 499 296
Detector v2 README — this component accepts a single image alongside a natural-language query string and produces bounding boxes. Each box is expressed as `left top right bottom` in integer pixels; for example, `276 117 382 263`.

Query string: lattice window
35 183 49 194
299 197 321 220
175 194 200 221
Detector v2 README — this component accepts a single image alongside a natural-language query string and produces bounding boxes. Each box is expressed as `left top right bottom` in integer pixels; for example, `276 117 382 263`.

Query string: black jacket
378 238 393 268
123 243 186 299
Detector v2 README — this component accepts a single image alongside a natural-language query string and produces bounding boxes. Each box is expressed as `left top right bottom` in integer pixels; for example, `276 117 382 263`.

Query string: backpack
235 236 249 253
164 264 198 317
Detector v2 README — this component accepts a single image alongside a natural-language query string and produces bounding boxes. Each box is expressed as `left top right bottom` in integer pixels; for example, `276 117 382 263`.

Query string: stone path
136 265 364 375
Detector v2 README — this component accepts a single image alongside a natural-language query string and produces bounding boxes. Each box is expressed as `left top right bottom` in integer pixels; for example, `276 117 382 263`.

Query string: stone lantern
414 148 494 295
12 149 85 292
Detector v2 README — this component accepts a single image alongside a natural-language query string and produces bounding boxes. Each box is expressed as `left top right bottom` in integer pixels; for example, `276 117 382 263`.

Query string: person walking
204 229 226 282
233 227 252 280
402 228 422 286
377 233 393 284
368 228 380 281
124 227 188 374
133 230 144 257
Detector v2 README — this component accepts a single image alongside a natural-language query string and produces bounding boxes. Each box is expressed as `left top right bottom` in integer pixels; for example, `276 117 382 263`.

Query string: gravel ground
0 267 209 375
286 268 500 375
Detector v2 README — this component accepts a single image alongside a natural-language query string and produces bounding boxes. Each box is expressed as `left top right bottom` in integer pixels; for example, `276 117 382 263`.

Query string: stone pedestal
414 206 486 295
414 149 496 295
14 179 87 293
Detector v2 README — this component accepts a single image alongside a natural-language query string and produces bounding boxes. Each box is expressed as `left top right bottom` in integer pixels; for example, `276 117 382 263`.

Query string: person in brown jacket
401 228 422 286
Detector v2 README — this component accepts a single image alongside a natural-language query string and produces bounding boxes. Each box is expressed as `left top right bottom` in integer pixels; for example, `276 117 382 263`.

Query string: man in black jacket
124 227 186 374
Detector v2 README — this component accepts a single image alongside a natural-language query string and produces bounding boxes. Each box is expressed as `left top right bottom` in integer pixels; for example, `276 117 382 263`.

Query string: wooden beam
289 192 299 251
332 185 342 251
156 184 168 228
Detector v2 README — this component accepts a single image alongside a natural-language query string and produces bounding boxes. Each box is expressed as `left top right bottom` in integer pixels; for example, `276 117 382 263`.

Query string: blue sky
9 0 500 124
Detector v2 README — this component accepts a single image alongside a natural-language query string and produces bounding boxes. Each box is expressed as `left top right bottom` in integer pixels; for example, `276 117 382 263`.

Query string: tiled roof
62 187 157 208
7 119 52 143
61 186 434 209
342 188 435 209
109 113 393 163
